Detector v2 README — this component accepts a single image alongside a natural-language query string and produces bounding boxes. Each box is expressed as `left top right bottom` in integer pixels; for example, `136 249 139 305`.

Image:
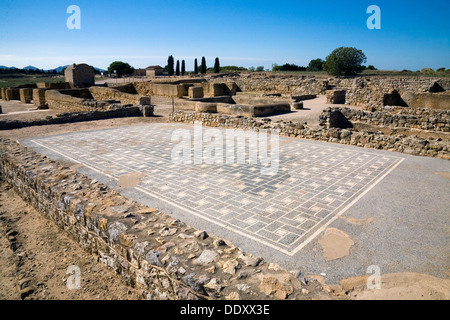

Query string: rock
137 208 158 214
159 227 177 236
154 241 175 254
108 221 127 242
294 270 308 285
268 263 282 271
238 252 262 267
225 292 241 300
203 278 223 293
20 287 34 300
181 273 206 295
98 217 108 231
236 283 250 292
193 250 217 265
222 259 240 275
119 233 137 247
258 276 294 299
194 230 209 239
206 266 216 274
213 239 226 248
145 251 162 267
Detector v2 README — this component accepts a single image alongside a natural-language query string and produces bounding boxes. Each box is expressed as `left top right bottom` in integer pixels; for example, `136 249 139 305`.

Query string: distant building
64 63 95 88
133 68 146 77
146 65 164 77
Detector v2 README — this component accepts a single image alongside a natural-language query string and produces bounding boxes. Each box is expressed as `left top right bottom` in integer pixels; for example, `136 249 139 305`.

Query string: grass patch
0 74 65 88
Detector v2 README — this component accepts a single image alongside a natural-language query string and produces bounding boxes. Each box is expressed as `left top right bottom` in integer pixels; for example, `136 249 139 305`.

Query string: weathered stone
193 250 217 265
258 276 294 299
222 259 240 275
194 230 209 239
108 221 127 242
238 253 262 267
159 227 177 237
203 278 223 293
145 251 162 267
225 292 241 300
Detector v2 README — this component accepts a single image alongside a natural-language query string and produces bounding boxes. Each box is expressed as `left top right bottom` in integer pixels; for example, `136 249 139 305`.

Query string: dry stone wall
89 86 150 106
223 73 450 109
169 111 449 159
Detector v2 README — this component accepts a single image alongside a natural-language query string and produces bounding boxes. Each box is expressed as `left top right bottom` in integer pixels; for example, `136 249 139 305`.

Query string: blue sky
0 0 449 70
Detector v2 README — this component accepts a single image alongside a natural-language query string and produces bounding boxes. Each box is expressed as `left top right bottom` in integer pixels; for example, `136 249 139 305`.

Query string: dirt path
0 180 141 300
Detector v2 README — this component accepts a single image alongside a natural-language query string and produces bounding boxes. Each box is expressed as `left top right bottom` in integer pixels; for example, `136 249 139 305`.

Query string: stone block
139 105 154 117
189 86 204 99
19 88 33 104
326 90 346 104
33 88 48 108
139 96 151 105
292 102 304 110
195 102 217 113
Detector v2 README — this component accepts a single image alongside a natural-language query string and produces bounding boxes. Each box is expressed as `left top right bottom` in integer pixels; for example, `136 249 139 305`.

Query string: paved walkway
21 122 450 283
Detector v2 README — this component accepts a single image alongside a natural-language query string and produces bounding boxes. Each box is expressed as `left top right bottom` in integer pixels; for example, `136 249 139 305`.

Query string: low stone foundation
169 111 449 159
0 106 144 130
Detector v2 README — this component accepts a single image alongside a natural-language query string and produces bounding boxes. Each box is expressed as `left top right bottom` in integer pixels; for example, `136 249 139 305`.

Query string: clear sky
0 0 449 71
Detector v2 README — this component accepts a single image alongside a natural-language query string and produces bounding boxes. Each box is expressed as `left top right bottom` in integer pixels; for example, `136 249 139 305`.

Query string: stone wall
0 139 314 300
89 86 150 106
328 107 450 132
32 89 48 108
19 88 33 103
0 107 143 130
169 111 449 159
225 73 450 109
45 90 110 113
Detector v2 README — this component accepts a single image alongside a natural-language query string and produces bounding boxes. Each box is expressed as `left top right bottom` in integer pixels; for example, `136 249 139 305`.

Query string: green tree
194 58 198 74
201 56 207 74
176 60 180 76
214 57 220 73
181 60 186 75
323 47 367 76
307 58 324 71
107 61 135 77
168 55 175 76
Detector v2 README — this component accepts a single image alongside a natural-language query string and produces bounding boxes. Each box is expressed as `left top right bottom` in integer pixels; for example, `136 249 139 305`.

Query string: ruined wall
233 74 329 96
169 111 449 159
89 86 150 106
0 107 142 130
19 88 33 103
0 139 311 300
336 77 450 109
45 90 111 112
333 107 450 132
229 74 450 109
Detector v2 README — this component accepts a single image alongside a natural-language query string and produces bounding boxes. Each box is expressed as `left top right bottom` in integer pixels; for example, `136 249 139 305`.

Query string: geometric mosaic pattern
25 123 404 255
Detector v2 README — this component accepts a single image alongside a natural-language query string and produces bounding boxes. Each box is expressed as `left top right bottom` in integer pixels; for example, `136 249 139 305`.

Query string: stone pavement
21 122 450 283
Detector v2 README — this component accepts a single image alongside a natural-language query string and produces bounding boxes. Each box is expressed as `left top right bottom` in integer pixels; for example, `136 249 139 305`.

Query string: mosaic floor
24 123 404 255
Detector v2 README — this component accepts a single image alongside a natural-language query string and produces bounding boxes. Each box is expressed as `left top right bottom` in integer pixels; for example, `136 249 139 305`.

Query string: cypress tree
201 56 207 74
214 57 220 73
176 60 180 76
181 60 185 76
168 55 174 76
194 58 198 74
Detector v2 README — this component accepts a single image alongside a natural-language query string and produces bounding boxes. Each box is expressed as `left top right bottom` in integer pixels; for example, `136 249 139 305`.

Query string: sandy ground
0 180 142 300
1 97 449 300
